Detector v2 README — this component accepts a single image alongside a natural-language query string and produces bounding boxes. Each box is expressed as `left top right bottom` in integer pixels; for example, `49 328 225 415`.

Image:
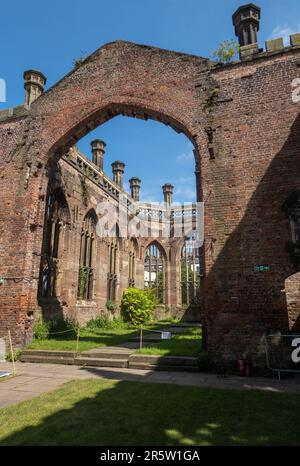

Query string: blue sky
1 0 300 202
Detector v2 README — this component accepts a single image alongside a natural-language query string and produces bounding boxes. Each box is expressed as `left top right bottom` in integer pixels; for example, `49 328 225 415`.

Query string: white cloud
176 150 194 164
176 142 195 164
174 186 196 202
271 24 300 46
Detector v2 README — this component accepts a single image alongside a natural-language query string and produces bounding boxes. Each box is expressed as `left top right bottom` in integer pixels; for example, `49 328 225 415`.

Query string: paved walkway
0 361 300 408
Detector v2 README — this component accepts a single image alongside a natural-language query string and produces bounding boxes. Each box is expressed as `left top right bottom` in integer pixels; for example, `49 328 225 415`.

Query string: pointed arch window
128 239 137 287
39 189 68 298
78 210 97 300
180 239 200 305
107 236 119 301
144 243 165 303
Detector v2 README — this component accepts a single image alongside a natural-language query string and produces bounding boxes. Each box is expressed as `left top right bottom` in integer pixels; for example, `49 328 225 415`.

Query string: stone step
21 353 128 368
128 362 199 372
22 350 76 358
81 351 133 360
20 354 76 365
75 357 128 368
129 354 198 366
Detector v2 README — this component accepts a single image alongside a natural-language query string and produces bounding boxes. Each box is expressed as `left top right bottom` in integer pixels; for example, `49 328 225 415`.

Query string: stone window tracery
144 242 165 304
77 210 96 300
180 238 200 306
39 189 68 298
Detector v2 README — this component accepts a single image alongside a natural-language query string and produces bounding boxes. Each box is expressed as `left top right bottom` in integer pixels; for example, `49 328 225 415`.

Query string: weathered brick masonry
1 4 300 361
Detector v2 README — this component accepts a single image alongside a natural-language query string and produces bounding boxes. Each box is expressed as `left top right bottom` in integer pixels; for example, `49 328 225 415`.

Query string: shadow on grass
28 328 141 351
136 326 203 357
0 378 300 446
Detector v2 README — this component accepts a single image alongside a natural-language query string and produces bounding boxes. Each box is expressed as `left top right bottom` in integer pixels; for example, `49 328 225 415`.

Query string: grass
136 326 202 357
27 321 176 352
0 378 300 445
27 325 136 352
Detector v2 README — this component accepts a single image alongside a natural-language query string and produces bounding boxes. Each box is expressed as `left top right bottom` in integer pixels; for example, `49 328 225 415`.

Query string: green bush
49 318 77 338
6 350 22 362
85 316 125 331
33 319 51 340
143 288 157 306
106 300 117 312
121 288 155 326
33 318 77 340
197 351 215 371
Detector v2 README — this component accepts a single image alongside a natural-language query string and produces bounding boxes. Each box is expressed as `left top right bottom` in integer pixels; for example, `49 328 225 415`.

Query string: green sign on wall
254 265 270 272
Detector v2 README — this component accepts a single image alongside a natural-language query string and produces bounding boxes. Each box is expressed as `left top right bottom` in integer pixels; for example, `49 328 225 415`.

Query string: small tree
121 288 155 326
212 40 239 64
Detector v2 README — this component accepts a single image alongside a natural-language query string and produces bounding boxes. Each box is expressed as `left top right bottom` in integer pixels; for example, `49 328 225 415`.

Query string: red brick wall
1 40 300 360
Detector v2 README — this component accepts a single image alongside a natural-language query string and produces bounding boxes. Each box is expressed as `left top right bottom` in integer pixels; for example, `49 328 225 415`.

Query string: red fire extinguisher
238 358 251 377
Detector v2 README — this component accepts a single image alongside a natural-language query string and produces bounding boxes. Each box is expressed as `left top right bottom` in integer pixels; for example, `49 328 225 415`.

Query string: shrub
106 300 117 313
197 351 215 371
33 318 51 340
121 288 155 326
33 318 77 340
49 318 77 338
85 316 125 331
143 288 157 306
6 350 22 362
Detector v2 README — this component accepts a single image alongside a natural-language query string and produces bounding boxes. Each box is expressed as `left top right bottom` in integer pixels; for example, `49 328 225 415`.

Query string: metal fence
265 333 300 380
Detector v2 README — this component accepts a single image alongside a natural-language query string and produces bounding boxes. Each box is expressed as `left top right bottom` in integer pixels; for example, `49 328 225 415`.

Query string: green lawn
136 327 202 357
27 325 137 352
0 378 299 445
26 322 178 352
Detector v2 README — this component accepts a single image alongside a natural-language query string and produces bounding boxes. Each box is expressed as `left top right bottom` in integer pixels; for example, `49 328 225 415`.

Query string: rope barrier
33 328 76 336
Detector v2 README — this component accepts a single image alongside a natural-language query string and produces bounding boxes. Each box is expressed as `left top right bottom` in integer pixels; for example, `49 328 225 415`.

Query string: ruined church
1 3 300 363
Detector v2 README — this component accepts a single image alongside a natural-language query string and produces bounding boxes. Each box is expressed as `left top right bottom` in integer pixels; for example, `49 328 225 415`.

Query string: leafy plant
33 317 77 341
33 318 51 340
72 51 87 68
85 316 125 331
212 40 239 64
106 300 117 313
197 351 215 371
49 318 78 336
121 288 155 326
6 350 22 362
78 265 89 299
79 175 89 205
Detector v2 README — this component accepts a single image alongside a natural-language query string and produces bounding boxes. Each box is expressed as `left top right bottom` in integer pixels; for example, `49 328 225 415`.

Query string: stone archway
0 41 211 346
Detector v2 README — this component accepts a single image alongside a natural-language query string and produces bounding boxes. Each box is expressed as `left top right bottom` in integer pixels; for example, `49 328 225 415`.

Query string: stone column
91 139 106 171
112 160 125 189
129 177 141 201
162 183 174 206
23 70 47 107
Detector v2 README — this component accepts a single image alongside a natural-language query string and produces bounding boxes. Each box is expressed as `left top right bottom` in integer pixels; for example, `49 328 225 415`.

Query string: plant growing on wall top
72 51 87 69
212 40 240 64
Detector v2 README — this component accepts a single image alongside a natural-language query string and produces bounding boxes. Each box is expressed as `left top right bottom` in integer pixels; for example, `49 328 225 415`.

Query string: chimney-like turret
232 4 261 47
112 160 125 189
162 183 174 206
23 70 47 107
91 139 106 171
129 177 141 201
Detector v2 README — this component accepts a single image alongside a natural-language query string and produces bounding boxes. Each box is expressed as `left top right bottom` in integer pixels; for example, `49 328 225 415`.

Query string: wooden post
7 330 16 376
75 326 80 355
140 326 143 350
